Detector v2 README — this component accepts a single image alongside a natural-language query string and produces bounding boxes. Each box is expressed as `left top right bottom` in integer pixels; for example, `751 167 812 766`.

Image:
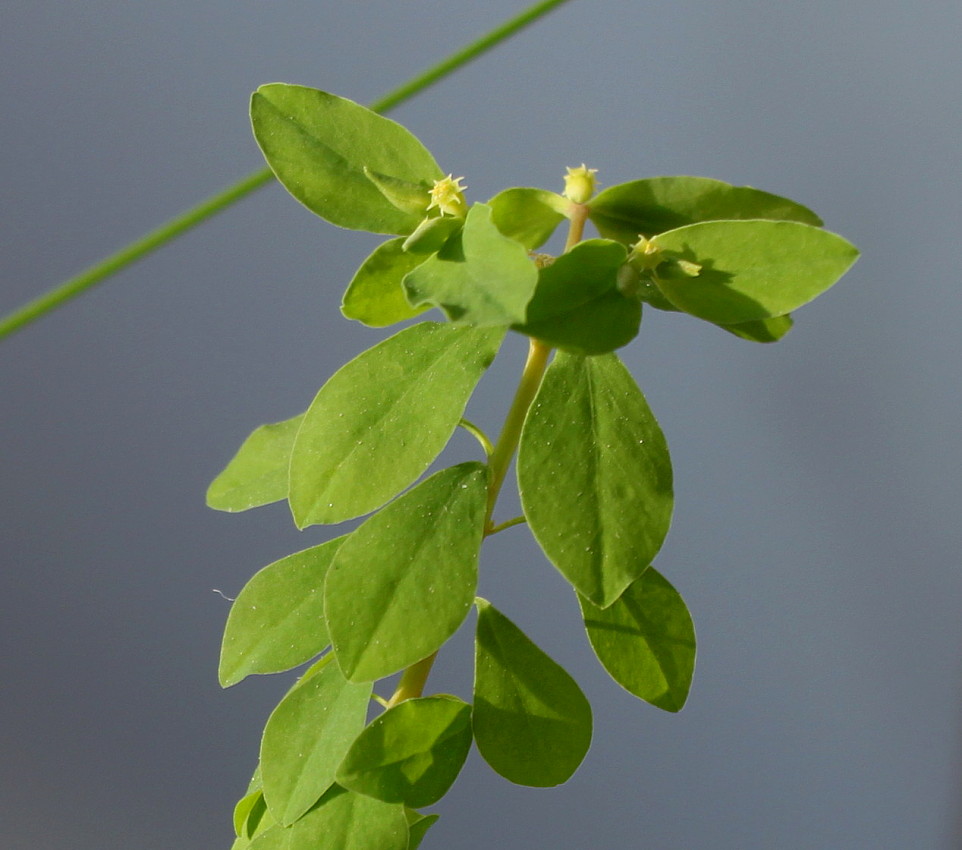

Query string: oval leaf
518 352 673 607
340 238 430 328
588 176 823 244
579 567 696 712
487 187 569 249
260 658 372 825
406 810 440 850
289 322 503 527
325 463 488 682
207 414 304 512
513 240 640 355
251 84 443 234
403 203 538 326
651 219 859 324
249 785 407 850
473 599 592 787
219 537 346 687
336 696 472 807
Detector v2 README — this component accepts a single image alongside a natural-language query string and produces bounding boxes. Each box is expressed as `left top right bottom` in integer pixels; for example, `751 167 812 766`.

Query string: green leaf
518 352 673 607
340 238 430 328
234 790 263 837
588 176 823 244
403 203 539 326
650 220 859 324
473 599 592 787
487 187 569 249
250 84 443 234
249 785 408 850
579 568 696 712
289 322 503 527
336 696 472 807
720 313 794 343
260 657 372 825
325 463 488 682
405 810 440 849
219 538 346 687
207 415 303 512
401 216 463 255
513 239 641 355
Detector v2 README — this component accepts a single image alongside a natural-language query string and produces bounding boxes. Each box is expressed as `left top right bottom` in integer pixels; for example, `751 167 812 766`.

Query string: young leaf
650 219 859 324
260 657 372 825
579 567 696 712
403 203 538 326
249 785 408 850
513 239 641 354
207 414 303 512
518 352 673 608
336 696 472 807
325 463 488 682
250 84 443 234
588 176 823 244
219 537 346 687
406 810 440 850
487 187 569 249
289 322 503 527
473 599 592 787
340 238 430 328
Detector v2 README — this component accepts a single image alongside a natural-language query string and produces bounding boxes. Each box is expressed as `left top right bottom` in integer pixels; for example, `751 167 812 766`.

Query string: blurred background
2 1 960 847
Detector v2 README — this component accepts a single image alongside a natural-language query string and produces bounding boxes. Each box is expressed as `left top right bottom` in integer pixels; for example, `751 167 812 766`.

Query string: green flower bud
427 175 468 217
562 164 598 204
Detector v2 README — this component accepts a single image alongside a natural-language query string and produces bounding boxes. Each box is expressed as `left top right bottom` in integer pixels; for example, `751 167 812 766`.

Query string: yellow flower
427 175 468 217
562 164 598 204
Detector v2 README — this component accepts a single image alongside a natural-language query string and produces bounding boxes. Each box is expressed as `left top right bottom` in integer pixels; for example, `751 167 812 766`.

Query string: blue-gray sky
2 2 961 848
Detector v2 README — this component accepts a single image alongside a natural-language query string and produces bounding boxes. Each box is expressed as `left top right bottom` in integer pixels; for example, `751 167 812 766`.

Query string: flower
427 175 468 217
562 164 598 204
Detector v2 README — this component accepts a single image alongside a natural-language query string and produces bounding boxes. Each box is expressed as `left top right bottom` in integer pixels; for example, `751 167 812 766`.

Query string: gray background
2 1 960 848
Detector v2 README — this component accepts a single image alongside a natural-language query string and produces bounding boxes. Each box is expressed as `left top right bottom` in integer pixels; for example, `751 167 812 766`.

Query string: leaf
588 176 823 244
207 415 303 512
249 785 408 850
250 84 442 234
473 599 592 787
325 463 488 682
579 567 696 712
650 219 858 324
260 657 372 825
513 239 641 355
405 810 440 850
219 537 346 687
401 216 463 255
487 187 569 249
720 313 794 343
340 238 430 328
289 322 503 527
518 352 673 607
403 204 539 326
336 696 472 807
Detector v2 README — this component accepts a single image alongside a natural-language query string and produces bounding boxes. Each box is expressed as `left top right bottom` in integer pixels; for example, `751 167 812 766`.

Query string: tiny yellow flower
562 164 598 204
628 235 663 271
427 175 468 217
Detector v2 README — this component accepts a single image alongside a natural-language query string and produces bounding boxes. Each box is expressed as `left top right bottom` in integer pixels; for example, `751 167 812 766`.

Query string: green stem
0 0 574 341
387 652 438 708
459 417 495 458
488 515 527 535
485 338 553 531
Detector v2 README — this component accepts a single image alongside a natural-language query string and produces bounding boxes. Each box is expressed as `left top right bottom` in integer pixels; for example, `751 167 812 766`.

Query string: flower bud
562 164 598 204
427 175 468 217
627 235 663 271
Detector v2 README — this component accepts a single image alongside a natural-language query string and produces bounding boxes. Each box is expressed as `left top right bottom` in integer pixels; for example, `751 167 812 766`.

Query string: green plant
206 82 858 848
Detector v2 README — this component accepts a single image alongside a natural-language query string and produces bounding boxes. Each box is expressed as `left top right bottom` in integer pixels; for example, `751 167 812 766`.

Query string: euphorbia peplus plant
208 83 858 848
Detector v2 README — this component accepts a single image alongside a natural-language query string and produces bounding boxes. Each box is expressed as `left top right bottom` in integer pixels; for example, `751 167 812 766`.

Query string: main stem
385 205 592 706
0 0 574 341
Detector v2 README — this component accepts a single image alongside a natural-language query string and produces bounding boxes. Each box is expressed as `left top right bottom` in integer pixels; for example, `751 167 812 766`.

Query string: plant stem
564 203 589 252
485 338 553 531
0 0 575 341
387 652 438 708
